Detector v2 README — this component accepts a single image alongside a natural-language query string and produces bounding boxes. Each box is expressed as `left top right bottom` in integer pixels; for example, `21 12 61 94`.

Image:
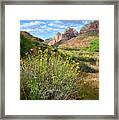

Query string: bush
20 49 79 100
79 63 96 73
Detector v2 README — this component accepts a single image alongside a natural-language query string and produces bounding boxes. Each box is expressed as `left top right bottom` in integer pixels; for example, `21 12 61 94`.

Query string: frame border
0 0 118 119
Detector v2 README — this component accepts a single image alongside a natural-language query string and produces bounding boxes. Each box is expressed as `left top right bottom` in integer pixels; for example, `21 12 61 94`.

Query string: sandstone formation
48 28 78 46
80 20 99 36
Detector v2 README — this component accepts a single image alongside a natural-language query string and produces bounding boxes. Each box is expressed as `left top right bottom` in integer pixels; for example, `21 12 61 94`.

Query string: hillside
20 31 48 57
20 31 44 42
59 35 99 51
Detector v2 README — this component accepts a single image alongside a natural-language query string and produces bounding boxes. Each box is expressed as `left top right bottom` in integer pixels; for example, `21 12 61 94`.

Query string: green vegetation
81 37 99 52
20 34 50 57
89 37 99 52
20 34 34 56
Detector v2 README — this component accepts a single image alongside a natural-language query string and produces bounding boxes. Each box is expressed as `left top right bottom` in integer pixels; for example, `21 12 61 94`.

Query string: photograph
20 20 99 100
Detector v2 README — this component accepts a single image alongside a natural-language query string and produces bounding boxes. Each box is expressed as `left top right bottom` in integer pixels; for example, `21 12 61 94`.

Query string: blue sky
20 20 93 40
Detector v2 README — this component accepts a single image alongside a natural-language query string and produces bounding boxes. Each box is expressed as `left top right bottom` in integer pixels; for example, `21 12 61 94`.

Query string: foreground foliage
20 47 99 100
20 49 79 100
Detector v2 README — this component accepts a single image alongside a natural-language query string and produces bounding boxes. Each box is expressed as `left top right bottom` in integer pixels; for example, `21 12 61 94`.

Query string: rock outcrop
48 28 78 46
48 32 63 45
63 27 79 40
80 20 99 36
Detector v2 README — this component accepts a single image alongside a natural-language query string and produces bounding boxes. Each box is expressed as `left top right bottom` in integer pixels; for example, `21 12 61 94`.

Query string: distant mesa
20 31 44 42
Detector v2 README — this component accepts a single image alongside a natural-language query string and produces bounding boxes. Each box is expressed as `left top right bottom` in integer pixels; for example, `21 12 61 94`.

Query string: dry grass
77 79 99 100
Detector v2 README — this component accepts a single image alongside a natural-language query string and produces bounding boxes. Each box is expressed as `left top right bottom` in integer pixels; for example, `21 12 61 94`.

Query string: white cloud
58 25 65 28
54 20 62 24
40 25 47 29
21 21 45 28
48 23 54 27
21 28 33 32
21 27 48 34
71 26 78 29
82 20 92 25
47 27 53 31
48 22 65 29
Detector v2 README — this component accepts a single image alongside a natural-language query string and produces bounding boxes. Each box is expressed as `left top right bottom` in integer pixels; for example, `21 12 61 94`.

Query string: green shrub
79 63 96 73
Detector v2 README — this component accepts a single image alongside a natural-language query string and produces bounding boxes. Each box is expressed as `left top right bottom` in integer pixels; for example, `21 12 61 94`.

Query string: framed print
0 0 118 119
